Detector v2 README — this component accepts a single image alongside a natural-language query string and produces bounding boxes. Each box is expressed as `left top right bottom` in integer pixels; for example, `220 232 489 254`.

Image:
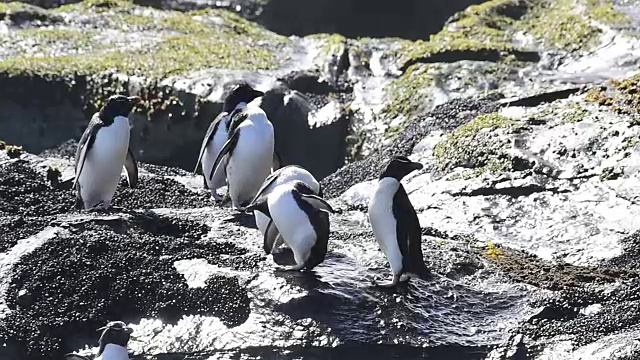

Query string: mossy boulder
433 113 523 173
0 0 288 77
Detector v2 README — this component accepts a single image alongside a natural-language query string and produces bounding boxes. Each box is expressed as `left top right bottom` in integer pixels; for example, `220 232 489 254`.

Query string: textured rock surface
1 0 640 359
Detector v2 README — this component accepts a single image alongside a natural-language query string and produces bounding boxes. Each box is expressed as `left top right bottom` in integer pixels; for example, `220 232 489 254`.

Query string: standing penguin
250 165 322 253
246 181 335 270
64 321 133 360
193 83 265 202
368 156 430 287
74 95 140 210
209 90 275 211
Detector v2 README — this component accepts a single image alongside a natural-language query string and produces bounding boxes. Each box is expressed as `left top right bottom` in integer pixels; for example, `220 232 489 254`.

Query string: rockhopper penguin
64 320 133 360
208 84 275 211
250 165 322 254
193 83 265 202
368 155 430 287
74 95 140 210
246 180 334 271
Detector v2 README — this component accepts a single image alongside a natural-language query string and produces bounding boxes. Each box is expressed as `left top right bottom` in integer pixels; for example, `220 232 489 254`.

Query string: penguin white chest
227 110 274 208
202 117 229 190
95 344 129 360
78 116 130 206
269 188 316 265
368 178 404 275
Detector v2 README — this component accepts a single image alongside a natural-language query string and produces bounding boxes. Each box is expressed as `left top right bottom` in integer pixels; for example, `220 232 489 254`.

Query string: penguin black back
97 321 133 356
291 182 330 270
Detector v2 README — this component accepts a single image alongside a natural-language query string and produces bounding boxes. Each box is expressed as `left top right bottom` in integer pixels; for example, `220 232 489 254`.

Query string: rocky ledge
2 0 640 359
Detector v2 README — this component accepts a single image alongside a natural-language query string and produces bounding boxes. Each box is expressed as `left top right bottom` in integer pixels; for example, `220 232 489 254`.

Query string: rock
0 1 356 179
1 0 640 358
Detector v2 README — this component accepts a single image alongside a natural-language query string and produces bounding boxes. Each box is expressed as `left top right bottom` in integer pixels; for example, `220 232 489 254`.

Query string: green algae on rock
382 63 436 126
585 72 640 117
0 0 288 78
433 113 522 173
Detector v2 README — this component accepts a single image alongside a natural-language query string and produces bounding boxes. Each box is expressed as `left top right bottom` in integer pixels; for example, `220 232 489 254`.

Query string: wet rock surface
2 0 640 359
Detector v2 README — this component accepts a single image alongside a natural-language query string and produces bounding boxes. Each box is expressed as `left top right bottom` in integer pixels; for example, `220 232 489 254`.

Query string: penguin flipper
124 147 138 188
249 169 282 207
64 354 90 360
263 218 280 254
194 111 227 174
393 185 430 279
209 112 249 181
298 194 336 214
73 114 103 190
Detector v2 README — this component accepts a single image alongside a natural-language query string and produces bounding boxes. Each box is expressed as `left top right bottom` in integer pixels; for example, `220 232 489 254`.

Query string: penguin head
96 321 133 355
245 197 270 217
223 82 265 113
99 95 141 120
380 156 423 181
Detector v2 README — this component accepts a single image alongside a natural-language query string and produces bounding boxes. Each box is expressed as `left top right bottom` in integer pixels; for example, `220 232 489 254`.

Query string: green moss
14 28 100 51
519 0 600 52
395 0 522 66
0 1 286 78
585 73 640 117
306 33 347 58
560 102 589 124
587 0 629 24
5 145 23 159
382 63 435 122
0 2 31 12
433 113 522 173
55 0 134 12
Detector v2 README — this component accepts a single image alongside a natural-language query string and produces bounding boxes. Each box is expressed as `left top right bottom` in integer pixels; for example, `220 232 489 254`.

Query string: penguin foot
215 193 232 207
276 263 305 272
375 274 401 288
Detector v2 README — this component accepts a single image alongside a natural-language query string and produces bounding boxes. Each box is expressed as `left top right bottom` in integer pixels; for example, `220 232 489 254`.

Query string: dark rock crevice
498 87 586 108
450 184 570 198
399 49 541 73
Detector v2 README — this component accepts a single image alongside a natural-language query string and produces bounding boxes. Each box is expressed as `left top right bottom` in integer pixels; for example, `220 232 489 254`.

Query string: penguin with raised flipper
193 82 265 202
246 180 334 270
74 95 140 211
64 321 133 360
250 165 322 254
368 155 430 287
208 87 275 211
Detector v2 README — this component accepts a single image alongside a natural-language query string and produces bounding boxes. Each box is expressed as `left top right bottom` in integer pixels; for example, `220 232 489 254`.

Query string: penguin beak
127 96 141 104
123 326 133 335
252 89 265 98
411 161 424 171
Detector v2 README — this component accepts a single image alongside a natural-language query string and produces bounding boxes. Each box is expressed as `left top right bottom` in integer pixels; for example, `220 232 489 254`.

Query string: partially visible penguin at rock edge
208 84 275 211
247 180 335 271
64 321 133 360
74 95 140 211
368 156 431 287
193 82 265 203
249 165 322 253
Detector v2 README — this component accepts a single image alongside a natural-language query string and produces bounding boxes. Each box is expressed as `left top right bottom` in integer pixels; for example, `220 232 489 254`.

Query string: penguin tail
407 263 432 281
